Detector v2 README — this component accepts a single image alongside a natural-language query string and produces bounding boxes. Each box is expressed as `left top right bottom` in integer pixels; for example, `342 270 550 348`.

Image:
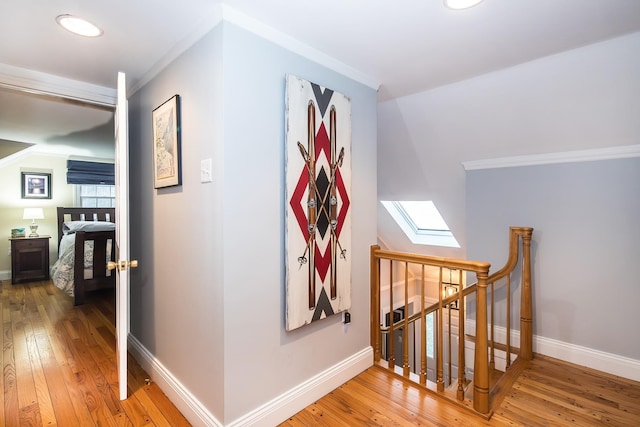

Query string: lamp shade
23 208 44 220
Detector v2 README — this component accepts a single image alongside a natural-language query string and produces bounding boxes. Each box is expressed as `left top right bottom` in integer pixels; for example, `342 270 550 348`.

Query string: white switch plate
200 158 213 183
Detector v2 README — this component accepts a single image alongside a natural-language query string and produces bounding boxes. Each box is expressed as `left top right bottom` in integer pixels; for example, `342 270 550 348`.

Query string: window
426 312 434 359
75 184 116 208
381 200 460 248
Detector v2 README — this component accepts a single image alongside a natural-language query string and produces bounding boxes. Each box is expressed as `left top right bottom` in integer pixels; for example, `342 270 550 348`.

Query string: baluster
419 265 427 384
403 262 410 377
490 281 495 370
388 259 395 370
457 269 466 400
437 267 444 392
506 274 511 369
448 296 452 387
370 245 381 362
520 230 533 361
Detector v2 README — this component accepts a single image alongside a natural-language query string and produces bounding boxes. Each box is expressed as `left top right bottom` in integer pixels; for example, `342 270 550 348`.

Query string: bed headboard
56 207 116 246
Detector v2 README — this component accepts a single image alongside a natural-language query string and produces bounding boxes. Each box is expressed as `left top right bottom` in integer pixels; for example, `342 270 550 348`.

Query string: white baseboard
226 347 373 427
0 270 10 281
466 320 640 382
534 335 640 382
127 334 223 427
128 334 373 427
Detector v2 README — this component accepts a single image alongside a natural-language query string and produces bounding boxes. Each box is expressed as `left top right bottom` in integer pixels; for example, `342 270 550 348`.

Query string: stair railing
370 226 533 417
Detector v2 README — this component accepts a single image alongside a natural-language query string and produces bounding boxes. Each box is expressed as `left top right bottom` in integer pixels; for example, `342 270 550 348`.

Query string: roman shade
66 160 115 185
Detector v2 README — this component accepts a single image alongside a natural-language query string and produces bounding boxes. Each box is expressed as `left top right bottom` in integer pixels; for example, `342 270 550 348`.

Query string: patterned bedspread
50 221 114 297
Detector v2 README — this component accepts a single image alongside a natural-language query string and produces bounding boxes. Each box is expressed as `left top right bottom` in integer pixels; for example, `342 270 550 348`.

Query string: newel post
473 266 490 415
520 229 534 361
370 245 381 362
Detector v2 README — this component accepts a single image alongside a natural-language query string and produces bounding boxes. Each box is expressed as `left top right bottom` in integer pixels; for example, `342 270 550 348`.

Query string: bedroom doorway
0 69 133 401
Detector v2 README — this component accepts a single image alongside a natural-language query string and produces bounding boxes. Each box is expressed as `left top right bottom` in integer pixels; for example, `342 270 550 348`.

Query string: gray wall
128 25 226 418
466 158 640 360
128 21 377 424
221 22 377 422
377 31 640 258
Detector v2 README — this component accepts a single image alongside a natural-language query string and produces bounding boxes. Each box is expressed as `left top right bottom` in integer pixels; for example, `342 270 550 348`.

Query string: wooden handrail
486 227 533 284
372 248 490 273
370 226 533 417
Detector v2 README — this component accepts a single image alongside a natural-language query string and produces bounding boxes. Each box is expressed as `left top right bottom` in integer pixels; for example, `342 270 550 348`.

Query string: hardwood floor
282 355 640 426
6 278 639 426
0 278 190 426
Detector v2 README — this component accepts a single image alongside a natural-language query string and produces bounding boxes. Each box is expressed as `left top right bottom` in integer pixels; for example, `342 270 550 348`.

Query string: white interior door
115 71 131 401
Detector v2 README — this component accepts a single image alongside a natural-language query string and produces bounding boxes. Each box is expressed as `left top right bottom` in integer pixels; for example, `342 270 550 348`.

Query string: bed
50 207 116 305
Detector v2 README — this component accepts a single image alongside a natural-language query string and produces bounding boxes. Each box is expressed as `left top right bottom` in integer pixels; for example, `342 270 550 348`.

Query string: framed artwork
21 172 52 199
285 74 352 331
152 94 182 188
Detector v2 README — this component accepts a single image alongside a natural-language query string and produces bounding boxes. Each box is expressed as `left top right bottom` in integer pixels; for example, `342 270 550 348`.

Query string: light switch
200 158 213 183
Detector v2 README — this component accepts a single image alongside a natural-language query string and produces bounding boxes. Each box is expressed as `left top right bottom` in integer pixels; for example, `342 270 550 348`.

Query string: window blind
66 160 115 185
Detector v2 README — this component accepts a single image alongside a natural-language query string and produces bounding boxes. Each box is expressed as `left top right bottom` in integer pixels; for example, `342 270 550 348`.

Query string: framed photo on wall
152 94 182 189
21 172 52 199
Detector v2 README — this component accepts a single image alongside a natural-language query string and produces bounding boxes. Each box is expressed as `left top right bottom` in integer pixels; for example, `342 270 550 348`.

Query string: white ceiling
1 0 640 153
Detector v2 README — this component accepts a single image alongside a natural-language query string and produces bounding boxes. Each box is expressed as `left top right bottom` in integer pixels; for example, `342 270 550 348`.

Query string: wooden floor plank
3 311 20 426
0 280 189 427
11 309 39 411
3 279 640 427
23 309 57 426
283 357 640 427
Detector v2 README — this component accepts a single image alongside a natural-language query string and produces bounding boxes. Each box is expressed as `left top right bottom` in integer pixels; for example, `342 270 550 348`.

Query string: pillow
62 220 115 234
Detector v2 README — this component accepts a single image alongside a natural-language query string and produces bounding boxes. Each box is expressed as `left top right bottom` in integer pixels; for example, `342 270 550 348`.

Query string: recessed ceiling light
444 0 484 10
56 14 103 37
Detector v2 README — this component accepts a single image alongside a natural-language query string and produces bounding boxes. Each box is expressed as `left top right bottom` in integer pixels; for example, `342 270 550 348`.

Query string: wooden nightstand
9 236 51 284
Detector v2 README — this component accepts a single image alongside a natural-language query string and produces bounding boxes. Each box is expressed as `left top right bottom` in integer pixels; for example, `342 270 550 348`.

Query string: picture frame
152 94 182 189
21 172 52 199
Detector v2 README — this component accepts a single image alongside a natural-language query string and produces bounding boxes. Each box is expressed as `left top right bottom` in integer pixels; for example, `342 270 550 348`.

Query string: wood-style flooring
0 278 190 426
5 278 640 426
282 353 640 426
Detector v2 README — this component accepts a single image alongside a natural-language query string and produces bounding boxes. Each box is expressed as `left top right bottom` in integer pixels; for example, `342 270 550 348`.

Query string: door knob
107 260 139 271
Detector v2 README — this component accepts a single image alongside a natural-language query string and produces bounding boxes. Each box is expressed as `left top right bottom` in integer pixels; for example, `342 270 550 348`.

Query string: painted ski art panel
285 74 352 331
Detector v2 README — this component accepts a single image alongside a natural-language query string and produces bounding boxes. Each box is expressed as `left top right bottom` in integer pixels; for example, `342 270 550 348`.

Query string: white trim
227 347 373 427
0 63 116 107
465 319 640 382
0 271 10 281
129 5 224 95
127 334 223 427
462 144 640 171
128 334 372 427
222 5 380 91
380 201 460 248
533 335 640 382
0 145 74 169
131 4 381 95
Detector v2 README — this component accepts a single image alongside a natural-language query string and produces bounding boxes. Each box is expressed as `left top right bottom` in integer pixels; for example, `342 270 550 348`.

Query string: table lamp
23 208 44 237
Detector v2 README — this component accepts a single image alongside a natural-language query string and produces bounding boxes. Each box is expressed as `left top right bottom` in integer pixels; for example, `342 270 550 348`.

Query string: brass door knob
107 260 139 271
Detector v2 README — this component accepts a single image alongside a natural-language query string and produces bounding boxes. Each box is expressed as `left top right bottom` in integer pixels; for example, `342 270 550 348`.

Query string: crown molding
129 5 225 95
0 63 116 107
130 4 381 96
221 5 380 91
462 144 640 171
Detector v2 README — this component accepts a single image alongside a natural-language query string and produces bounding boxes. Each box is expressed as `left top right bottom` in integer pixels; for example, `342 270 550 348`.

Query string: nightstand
9 236 51 284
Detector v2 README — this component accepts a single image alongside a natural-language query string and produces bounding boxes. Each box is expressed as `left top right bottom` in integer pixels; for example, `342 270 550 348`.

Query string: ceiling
1 0 640 157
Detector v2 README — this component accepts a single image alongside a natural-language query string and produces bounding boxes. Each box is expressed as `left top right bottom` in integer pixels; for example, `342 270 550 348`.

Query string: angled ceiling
1 0 639 155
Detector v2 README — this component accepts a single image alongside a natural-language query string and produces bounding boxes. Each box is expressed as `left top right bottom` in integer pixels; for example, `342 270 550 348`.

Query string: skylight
381 200 460 248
